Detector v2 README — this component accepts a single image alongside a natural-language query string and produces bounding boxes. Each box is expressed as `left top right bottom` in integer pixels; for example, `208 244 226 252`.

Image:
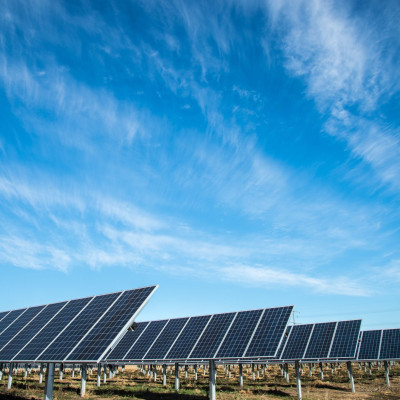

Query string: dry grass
0 363 399 399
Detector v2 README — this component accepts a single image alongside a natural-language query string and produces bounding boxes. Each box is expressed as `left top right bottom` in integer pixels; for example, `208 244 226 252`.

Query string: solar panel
124 320 168 360
107 322 149 360
329 320 361 359
304 322 336 359
379 329 400 360
0 286 157 363
276 325 292 359
244 306 293 358
216 310 263 358
0 302 67 361
145 318 189 360
357 330 381 360
281 324 313 360
166 315 211 359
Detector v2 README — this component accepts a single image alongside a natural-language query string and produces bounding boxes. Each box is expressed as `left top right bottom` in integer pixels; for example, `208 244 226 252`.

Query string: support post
81 365 87 397
319 362 324 381
72 364 75 378
285 363 289 383
347 361 355 393
7 363 13 390
384 361 390 387
39 363 44 384
175 363 180 391
194 364 198 380
103 366 107 383
252 363 255 380
59 363 64 380
295 361 302 400
43 363 55 400
97 364 101 387
185 364 188 379
154 365 157 382
239 363 243 387
209 360 216 400
162 364 167 387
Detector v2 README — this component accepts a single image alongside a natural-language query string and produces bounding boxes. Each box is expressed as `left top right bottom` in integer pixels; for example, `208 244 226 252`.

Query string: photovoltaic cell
0 302 66 361
145 318 189 360
357 330 381 360
304 322 336 359
329 320 361 359
0 309 27 335
166 315 211 360
190 313 235 359
379 329 400 360
67 287 155 361
14 298 91 361
245 306 293 358
107 322 149 360
282 324 313 360
216 310 262 358
0 306 45 350
124 320 168 360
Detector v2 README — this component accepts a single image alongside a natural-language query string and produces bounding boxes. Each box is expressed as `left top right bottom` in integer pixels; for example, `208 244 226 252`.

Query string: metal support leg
43 363 55 400
162 364 167 387
252 363 255 380
154 365 157 382
97 364 101 387
384 361 390 387
285 363 289 383
194 364 198 380
347 361 355 393
295 361 302 400
103 367 107 383
209 360 216 400
39 363 44 384
175 363 180 391
59 363 64 380
72 364 75 378
319 362 324 381
185 364 188 379
81 365 87 397
7 363 13 390
239 363 243 387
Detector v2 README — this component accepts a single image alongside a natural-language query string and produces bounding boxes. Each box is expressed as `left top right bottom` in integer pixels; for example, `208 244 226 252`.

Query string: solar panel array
0 286 157 363
357 329 400 361
106 306 293 362
277 320 361 361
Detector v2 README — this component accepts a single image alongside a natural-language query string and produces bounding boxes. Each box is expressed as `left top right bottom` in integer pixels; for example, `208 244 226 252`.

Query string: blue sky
1 0 400 330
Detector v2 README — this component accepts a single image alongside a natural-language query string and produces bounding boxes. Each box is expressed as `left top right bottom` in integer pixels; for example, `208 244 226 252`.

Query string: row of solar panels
356 329 400 361
105 306 293 362
0 286 156 363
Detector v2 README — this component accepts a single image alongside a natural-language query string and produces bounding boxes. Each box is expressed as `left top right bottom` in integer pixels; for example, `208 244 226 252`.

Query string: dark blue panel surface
15 297 92 361
0 310 26 335
329 320 361 358
0 306 44 350
145 318 188 360
379 329 400 360
216 310 262 358
67 287 155 361
166 315 211 359
40 293 120 361
0 302 66 361
125 320 168 360
304 322 336 359
107 322 149 360
190 313 235 359
245 306 293 357
282 324 313 360
358 330 381 360
0 312 9 323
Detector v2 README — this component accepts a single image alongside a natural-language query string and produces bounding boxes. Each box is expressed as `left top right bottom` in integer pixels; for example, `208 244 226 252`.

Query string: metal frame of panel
0 285 158 363
105 306 293 363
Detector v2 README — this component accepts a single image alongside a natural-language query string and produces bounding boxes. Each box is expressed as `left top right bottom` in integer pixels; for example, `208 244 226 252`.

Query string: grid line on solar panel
14 298 90 361
122 322 151 360
67 287 156 362
379 329 400 360
124 320 168 360
145 318 189 360
189 313 236 359
107 322 149 360
216 310 262 358
242 309 265 357
357 330 381 360
0 306 45 351
302 324 315 358
329 320 361 359
281 324 313 360
213 313 238 358
304 322 336 359
276 326 292 359
0 309 27 336
327 322 339 358
244 306 293 358
0 312 10 323
0 302 67 361
39 293 120 361
167 315 211 360
142 319 171 359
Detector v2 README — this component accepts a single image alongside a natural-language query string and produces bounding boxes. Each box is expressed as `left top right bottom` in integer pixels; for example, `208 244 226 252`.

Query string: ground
0 363 399 399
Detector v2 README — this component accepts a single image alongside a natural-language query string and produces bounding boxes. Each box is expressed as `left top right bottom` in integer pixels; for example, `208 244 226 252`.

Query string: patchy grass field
0 363 399 399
